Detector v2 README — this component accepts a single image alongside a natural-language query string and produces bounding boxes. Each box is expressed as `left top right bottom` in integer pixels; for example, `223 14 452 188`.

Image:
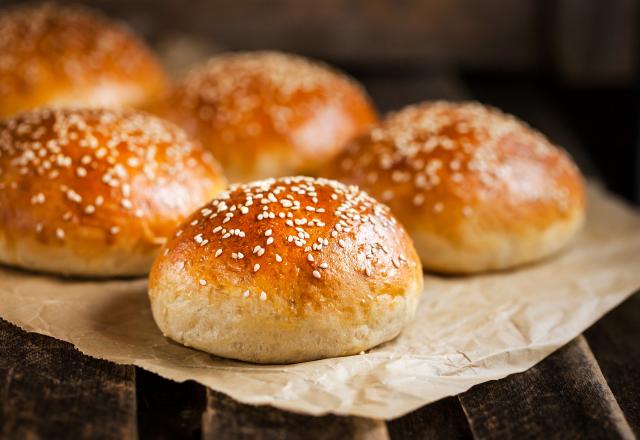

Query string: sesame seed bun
325 101 586 273
149 176 423 363
153 51 377 182
0 107 226 277
0 3 169 118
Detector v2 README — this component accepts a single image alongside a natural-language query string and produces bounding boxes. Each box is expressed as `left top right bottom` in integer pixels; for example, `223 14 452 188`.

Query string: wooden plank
586 292 640 434
387 397 472 440
202 389 388 440
6 0 540 70
458 336 634 439
0 319 137 440
136 367 206 439
552 0 638 85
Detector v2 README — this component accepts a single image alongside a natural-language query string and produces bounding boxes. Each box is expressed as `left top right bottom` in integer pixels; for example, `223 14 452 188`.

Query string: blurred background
3 0 638 204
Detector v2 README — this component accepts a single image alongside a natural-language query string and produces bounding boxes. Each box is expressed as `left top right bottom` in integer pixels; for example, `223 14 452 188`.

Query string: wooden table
1 293 637 439
1 73 638 439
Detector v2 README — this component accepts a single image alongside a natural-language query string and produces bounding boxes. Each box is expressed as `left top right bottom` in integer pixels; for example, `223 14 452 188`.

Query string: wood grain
38 0 540 70
0 319 137 440
387 397 472 440
202 389 388 440
586 292 640 435
458 336 634 439
136 367 206 440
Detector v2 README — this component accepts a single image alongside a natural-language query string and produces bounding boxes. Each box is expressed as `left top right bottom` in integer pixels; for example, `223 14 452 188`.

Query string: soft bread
0 3 168 118
149 176 423 363
154 51 377 182
326 101 586 273
0 108 226 276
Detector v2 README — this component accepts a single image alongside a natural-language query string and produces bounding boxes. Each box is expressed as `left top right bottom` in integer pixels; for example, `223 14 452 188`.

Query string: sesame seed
312 270 321 279
55 228 65 239
215 249 223 257
260 291 267 301
199 279 207 286
254 263 260 272
243 290 250 298
307 254 314 262
275 254 283 262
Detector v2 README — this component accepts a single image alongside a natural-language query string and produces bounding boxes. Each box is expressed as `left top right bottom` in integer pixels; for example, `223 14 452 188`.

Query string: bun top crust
328 101 585 233
150 176 421 316
0 3 168 117
157 51 377 181
0 107 225 251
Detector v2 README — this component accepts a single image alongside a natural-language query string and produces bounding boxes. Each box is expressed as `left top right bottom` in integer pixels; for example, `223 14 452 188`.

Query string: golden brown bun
0 3 169 118
149 176 423 363
0 107 226 277
325 101 586 273
153 51 377 182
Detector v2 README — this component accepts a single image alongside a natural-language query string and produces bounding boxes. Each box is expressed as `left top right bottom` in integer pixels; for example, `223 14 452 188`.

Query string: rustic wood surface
203 390 388 440
136 368 205 440
0 320 137 440
6 0 638 85
1 292 639 439
586 293 640 434
458 336 634 439
387 397 472 440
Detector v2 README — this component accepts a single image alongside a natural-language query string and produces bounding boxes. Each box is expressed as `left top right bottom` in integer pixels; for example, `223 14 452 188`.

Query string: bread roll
0 3 168 118
154 51 377 182
326 101 586 273
149 176 423 363
0 107 226 277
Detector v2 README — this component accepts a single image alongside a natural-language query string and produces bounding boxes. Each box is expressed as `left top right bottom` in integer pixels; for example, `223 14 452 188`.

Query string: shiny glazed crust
154 52 377 182
149 176 423 363
0 108 226 276
0 3 169 118
326 101 586 273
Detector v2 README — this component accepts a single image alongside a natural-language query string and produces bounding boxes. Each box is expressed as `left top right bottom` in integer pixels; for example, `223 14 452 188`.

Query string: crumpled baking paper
0 184 639 420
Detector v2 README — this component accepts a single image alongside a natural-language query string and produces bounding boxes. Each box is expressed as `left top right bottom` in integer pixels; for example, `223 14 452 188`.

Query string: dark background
3 0 638 204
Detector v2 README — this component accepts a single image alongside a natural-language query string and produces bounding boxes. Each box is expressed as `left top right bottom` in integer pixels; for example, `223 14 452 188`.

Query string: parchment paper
1 184 639 420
